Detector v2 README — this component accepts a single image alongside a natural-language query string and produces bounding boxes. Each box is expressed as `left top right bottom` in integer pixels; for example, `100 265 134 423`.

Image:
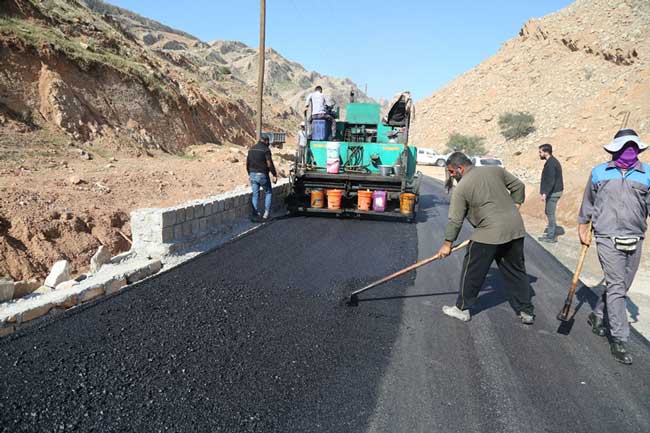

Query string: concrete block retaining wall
0 180 291 337
131 179 291 258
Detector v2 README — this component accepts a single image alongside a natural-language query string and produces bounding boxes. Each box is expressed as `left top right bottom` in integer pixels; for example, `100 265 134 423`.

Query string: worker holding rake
436 152 536 324
578 129 650 365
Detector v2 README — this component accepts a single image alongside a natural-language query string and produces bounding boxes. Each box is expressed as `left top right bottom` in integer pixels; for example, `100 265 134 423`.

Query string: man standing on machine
305 85 336 140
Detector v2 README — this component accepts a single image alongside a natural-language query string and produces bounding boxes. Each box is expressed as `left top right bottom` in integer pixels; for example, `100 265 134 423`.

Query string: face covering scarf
613 143 640 169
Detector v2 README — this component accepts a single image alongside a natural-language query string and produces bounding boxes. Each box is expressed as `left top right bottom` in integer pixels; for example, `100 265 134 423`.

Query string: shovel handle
351 240 470 298
559 222 592 319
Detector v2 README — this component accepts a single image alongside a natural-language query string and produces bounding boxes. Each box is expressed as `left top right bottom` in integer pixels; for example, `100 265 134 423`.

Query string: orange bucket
357 190 373 211
310 190 324 208
399 193 416 216
326 189 343 210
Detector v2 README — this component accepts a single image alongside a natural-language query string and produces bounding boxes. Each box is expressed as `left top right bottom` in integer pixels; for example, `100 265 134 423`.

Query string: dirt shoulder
0 127 294 282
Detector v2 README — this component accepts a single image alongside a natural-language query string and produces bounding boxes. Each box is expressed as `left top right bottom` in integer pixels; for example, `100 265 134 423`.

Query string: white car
471 156 504 167
417 148 447 167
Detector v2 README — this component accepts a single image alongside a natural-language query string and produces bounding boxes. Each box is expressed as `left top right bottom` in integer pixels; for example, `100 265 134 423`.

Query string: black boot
610 338 632 365
587 312 606 337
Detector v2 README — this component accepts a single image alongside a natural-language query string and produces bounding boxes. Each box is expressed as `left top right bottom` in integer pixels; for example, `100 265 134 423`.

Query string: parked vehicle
417 148 447 167
471 156 504 167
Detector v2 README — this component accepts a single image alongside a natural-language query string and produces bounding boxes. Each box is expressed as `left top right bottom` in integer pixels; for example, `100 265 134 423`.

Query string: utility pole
256 0 266 140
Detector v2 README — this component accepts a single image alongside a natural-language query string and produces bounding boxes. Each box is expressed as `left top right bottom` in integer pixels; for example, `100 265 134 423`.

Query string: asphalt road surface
1 177 649 433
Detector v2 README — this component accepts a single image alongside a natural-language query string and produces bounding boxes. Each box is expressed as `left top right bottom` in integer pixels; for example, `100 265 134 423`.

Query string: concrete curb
131 179 291 259
0 180 292 337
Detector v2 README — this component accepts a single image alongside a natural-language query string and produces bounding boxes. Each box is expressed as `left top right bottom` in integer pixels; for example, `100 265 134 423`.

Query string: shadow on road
471 269 539 317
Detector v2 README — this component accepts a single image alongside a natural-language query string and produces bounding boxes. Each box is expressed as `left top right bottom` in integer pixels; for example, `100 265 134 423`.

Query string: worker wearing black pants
437 152 535 324
456 238 534 316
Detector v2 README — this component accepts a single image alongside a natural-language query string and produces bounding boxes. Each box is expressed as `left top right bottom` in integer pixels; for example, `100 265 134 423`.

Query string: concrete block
161 210 176 227
237 206 246 218
215 200 225 212
224 197 234 210
0 325 15 337
21 303 53 323
194 204 204 218
44 260 70 289
221 209 231 223
54 294 78 309
78 285 105 303
204 203 213 216
198 217 207 233
185 206 194 220
176 208 186 223
105 278 127 295
162 227 174 243
13 280 41 298
90 245 111 273
0 277 14 302
148 260 163 274
189 219 198 235
173 224 184 240
182 221 192 238
126 267 149 284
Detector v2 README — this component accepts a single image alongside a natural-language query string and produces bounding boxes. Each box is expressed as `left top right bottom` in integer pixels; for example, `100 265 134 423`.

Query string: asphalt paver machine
287 92 421 222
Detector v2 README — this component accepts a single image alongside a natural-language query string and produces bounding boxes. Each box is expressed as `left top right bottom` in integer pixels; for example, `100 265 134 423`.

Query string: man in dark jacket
538 143 564 243
246 136 277 221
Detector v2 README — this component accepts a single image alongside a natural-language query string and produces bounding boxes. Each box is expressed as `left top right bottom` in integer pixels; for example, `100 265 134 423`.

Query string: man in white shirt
297 121 307 164
305 85 336 139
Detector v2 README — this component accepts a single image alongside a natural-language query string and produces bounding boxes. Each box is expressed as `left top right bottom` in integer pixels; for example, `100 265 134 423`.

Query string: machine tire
435 159 446 167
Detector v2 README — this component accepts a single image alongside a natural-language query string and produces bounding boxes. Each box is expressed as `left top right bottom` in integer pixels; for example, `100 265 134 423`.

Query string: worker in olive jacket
436 152 535 325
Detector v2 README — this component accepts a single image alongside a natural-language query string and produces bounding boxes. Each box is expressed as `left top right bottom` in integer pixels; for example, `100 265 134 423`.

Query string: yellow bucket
399 193 416 216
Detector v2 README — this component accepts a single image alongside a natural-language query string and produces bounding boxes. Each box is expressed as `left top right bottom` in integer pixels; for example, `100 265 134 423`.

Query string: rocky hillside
411 0 650 223
81 0 375 117
2 0 374 154
1 0 266 152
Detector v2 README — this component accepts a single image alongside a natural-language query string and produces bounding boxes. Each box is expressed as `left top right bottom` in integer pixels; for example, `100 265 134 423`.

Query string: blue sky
107 0 575 101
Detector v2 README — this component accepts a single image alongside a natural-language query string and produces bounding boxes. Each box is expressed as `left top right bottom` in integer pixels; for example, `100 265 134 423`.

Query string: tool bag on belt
612 236 640 251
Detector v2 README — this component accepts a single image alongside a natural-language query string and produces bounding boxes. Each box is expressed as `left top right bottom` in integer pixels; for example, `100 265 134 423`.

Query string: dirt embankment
0 129 296 282
1 36 256 151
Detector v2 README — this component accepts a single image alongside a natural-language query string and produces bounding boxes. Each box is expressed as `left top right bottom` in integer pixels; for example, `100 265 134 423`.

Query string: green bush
446 133 486 155
498 112 536 140
218 66 232 75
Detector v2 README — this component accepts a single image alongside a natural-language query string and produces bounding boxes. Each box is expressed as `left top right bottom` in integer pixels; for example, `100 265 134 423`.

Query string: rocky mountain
1 0 268 152
1 0 374 155
411 0 650 222
81 0 375 117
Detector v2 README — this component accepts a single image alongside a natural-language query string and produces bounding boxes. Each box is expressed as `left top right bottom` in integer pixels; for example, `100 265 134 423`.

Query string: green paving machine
287 92 420 221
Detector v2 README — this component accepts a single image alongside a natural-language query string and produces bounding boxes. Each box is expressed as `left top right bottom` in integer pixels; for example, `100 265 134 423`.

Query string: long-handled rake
347 240 470 306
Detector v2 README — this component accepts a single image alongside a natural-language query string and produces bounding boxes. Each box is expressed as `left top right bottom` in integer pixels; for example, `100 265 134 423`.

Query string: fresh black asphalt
1 177 649 432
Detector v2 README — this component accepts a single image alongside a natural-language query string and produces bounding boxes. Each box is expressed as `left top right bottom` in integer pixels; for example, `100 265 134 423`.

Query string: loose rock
90 245 111 273
0 277 15 302
44 260 71 289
